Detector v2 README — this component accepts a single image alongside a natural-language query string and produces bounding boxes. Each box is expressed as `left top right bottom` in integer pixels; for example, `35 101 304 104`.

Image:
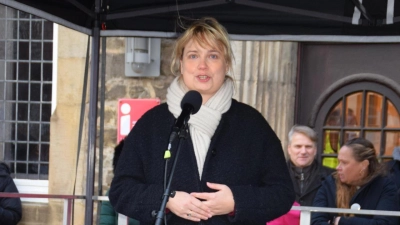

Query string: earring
359 168 365 176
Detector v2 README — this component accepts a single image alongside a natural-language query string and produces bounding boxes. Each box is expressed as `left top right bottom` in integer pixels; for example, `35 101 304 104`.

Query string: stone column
232 41 298 154
48 25 88 225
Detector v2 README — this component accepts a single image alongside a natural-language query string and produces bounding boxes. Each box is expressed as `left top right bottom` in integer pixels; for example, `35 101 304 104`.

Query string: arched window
312 76 400 169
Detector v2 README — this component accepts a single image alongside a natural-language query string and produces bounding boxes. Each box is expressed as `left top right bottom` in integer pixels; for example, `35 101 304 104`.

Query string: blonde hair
170 17 234 77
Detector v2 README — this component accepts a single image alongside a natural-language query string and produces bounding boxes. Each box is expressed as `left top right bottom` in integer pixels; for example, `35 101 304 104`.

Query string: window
317 83 400 169
0 5 53 180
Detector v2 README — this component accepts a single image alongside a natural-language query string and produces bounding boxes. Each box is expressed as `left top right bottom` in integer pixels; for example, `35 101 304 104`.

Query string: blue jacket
109 100 294 225
312 174 399 225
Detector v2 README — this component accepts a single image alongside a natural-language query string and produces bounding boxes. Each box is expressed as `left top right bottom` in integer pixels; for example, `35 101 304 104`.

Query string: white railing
291 206 400 225
1 193 399 225
0 193 129 225
97 200 400 225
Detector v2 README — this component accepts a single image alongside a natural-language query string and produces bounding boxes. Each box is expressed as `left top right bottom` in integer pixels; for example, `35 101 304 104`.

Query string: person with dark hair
312 137 400 225
0 162 22 225
99 140 139 225
109 17 294 224
345 108 357 127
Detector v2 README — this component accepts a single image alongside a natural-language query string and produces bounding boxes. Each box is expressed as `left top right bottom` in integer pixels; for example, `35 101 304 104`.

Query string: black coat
312 175 400 225
288 160 334 206
387 160 400 207
0 163 22 225
109 100 295 225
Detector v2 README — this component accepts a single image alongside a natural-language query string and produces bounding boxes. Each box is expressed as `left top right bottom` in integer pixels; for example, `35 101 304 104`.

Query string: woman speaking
109 17 294 225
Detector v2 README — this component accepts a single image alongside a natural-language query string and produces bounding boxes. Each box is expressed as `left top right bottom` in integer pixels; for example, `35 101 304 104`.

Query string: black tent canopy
2 0 400 41
1 0 400 224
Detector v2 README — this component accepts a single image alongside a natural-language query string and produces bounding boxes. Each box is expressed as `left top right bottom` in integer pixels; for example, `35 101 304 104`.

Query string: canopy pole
84 0 101 224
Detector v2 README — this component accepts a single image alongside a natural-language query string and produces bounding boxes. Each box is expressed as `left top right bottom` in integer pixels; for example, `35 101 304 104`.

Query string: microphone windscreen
181 90 202 114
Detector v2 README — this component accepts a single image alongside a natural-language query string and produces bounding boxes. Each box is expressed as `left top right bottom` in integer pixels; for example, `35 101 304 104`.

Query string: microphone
155 91 202 225
169 90 202 141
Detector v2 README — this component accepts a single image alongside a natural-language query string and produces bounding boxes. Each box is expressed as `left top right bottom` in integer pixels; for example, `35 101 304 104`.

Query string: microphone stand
154 119 190 225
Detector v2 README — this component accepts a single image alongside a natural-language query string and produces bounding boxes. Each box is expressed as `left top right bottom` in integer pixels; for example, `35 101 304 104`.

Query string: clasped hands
166 182 235 222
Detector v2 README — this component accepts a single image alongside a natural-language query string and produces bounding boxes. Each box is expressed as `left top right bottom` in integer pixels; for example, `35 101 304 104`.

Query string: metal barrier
291 206 400 225
0 193 85 225
0 193 128 225
0 193 399 225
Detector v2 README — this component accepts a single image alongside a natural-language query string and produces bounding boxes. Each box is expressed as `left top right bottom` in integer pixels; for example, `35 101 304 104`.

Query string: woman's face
336 146 369 186
180 39 227 104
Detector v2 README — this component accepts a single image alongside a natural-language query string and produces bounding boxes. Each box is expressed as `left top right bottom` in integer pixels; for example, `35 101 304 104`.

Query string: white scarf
166 77 234 177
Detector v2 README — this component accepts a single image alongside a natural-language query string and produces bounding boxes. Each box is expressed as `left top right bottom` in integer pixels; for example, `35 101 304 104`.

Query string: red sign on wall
117 98 160 142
